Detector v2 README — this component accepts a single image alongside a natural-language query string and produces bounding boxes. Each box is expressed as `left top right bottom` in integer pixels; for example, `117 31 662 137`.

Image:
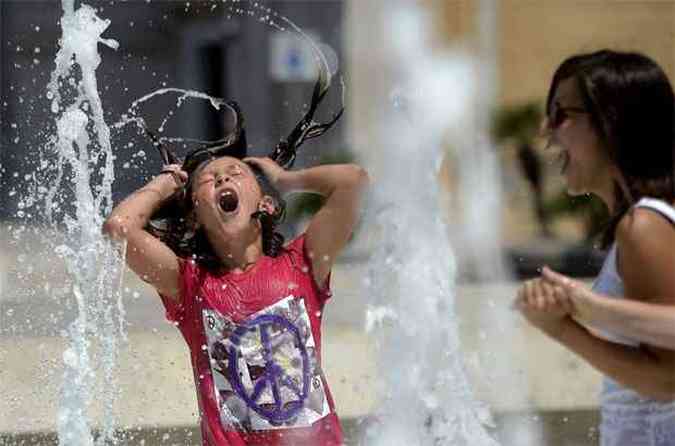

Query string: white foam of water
362 4 500 445
120 88 227 136
44 1 126 444
39 3 343 444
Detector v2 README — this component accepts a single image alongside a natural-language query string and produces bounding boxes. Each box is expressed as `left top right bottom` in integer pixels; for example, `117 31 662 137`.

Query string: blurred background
2 1 675 445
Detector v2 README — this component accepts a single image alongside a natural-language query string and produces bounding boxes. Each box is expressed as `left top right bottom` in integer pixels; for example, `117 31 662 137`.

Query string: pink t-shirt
160 236 344 446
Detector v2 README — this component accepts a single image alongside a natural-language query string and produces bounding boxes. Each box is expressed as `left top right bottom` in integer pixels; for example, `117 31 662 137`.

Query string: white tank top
589 197 675 346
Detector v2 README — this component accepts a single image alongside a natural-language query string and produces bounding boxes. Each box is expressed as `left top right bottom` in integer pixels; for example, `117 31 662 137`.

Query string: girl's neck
224 244 262 273
211 234 264 274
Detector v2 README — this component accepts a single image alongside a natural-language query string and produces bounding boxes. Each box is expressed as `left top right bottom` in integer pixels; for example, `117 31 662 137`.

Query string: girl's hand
244 157 293 193
157 164 188 191
514 277 572 338
541 266 596 322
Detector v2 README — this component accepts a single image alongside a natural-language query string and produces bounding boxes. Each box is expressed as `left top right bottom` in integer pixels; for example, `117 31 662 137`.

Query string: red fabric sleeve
286 235 333 305
159 258 198 325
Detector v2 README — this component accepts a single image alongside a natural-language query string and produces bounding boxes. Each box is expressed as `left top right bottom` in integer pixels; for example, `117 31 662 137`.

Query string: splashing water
362 4 500 445
44 1 125 444
112 3 344 156
33 1 513 444
38 2 342 444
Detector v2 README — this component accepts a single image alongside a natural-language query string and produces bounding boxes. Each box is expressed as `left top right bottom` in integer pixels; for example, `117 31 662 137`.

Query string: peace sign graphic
227 314 311 424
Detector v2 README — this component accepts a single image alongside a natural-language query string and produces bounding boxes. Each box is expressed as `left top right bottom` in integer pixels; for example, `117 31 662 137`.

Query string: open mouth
218 188 239 214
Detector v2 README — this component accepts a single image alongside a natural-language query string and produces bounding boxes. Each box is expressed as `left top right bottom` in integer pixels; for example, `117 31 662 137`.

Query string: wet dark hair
546 49 675 246
144 68 341 270
247 162 286 257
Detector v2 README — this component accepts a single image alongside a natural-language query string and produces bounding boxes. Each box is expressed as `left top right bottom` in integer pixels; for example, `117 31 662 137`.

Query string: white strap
635 197 675 224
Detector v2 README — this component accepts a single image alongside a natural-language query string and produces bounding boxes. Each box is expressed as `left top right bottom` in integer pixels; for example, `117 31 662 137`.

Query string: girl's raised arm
102 165 187 301
245 157 369 286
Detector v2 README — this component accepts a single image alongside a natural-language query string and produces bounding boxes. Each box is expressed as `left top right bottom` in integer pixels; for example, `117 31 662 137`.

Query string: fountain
43 1 125 445
360 3 498 445
0 1 541 445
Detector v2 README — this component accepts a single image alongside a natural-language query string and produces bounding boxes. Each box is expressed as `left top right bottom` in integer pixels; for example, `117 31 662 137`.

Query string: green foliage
492 102 543 146
543 190 609 240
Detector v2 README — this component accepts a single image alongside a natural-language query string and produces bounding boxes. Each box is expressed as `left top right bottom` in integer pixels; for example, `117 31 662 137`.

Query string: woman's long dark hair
143 67 342 271
546 50 675 246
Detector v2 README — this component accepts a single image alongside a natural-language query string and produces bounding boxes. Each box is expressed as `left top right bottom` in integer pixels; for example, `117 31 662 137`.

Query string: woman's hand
514 276 573 338
541 266 597 323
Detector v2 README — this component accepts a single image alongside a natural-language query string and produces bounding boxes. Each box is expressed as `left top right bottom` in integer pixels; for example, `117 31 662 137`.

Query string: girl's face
548 77 614 196
191 157 267 243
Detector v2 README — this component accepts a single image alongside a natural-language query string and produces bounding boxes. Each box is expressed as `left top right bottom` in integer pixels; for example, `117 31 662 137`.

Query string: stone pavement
0 225 602 445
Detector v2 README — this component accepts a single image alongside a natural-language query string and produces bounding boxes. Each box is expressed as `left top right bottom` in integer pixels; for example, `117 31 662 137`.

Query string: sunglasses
548 105 588 129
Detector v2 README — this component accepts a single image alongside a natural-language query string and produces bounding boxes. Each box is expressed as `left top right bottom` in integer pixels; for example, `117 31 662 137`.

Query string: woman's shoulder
620 198 675 235
615 203 675 271
617 206 671 243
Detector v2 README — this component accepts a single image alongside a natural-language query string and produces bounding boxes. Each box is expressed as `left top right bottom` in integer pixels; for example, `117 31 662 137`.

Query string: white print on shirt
202 295 330 432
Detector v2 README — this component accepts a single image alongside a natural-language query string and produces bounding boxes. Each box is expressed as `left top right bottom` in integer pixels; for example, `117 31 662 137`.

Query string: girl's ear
258 195 277 215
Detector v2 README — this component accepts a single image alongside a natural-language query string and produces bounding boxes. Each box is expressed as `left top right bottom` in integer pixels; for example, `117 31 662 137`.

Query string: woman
515 50 675 446
103 74 366 445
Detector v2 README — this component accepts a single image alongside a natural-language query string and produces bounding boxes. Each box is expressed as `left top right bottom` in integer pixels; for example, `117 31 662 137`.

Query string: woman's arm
245 158 369 285
552 317 675 401
577 296 675 350
523 208 675 399
541 266 675 350
516 278 675 401
102 165 187 301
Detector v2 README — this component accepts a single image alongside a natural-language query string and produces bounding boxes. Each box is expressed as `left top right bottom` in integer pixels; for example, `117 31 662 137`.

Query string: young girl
103 86 366 444
515 50 675 446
